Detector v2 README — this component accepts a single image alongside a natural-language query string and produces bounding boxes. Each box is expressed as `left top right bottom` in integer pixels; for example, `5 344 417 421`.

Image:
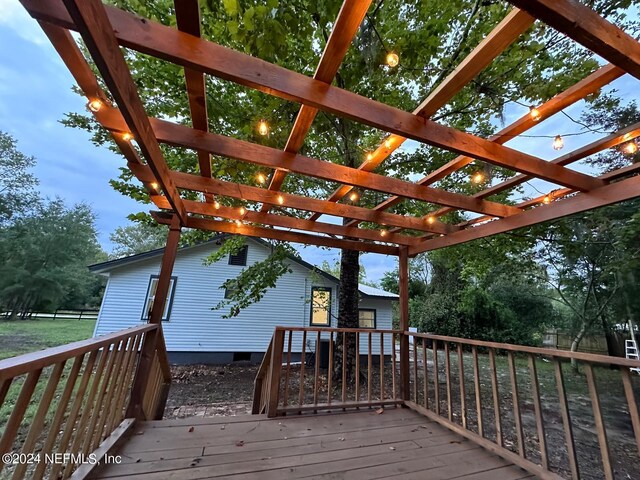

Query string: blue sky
1 0 638 283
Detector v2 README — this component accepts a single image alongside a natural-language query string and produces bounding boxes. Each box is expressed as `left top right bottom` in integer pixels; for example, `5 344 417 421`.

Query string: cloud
0 0 48 46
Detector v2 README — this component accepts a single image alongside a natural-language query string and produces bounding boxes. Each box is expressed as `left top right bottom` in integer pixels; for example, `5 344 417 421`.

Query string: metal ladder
627 319 640 374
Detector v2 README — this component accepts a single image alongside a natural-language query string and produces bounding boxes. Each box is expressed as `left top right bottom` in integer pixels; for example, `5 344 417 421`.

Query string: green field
0 319 96 360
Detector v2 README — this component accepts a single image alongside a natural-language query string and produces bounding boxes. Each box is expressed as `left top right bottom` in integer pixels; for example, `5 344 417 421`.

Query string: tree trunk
570 322 588 371
333 247 360 384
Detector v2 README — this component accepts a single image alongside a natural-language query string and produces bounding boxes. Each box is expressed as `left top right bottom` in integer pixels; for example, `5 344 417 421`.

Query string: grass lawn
0 318 96 360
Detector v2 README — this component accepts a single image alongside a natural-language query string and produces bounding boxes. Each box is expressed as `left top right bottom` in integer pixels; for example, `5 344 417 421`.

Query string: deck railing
405 331 640 480
254 327 403 416
0 323 169 479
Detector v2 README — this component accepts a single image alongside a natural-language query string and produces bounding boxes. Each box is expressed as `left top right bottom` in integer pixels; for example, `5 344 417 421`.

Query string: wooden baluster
528 354 548 469
379 332 385 401
32 355 84 480
343 331 348 406
111 334 142 432
314 331 321 411
458 343 467 429
12 362 66 479
266 329 285 417
48 351 99 480
355 332 360 403
554 359 579 480
298 330 307 410
283 330 293 408
327 331 334 405
472 346 483 437
412 337 418 403
391 332 397 400
433 339 440 415
584 363 613 480
422 338 428 409
444 342 452 422
367 332 372 403
621 368 640 455
489 348 502 447
0 378 12 406
508 351 525 458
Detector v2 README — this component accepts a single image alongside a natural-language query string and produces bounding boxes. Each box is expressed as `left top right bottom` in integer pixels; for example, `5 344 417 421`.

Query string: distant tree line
0 131 106 319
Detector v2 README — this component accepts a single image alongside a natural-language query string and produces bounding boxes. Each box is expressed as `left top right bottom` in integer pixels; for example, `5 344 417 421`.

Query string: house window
229 245 248 266
310 287 331 326
359 309 376 329
142 275 177 321
224 284 236 299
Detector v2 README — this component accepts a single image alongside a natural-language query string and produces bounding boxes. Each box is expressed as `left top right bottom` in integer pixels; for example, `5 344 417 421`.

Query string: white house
90 236 398 364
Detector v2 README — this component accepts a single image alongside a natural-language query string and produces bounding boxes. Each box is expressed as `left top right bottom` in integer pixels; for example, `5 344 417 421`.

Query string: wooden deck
93 408 536 480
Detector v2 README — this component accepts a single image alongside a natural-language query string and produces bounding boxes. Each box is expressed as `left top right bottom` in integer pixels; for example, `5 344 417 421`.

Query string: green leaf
222 0 239 16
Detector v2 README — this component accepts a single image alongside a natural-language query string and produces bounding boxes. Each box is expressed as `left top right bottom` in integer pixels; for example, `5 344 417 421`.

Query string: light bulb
257 120 269 136
553 135 564 151
427 216 436 225
542 195 551 205
384 138 393 149
472 172 484 184
87 99 103 112
257 173 266 184
214 201 220 209
235 220 242 227
380 229 387 237
529 106 541 122
349 191 359 202
122 132 133 142
277 195 284 205
150 182 158 191
239 207 246 215
623 141 638 155
366 153 374 161
386 52 399 68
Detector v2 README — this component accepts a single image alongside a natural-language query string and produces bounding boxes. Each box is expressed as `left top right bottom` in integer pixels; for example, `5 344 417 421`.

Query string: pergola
3 2 640 478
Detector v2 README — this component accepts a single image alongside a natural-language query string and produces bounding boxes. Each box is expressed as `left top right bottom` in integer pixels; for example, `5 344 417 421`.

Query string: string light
235 220 242 227
542 195 551 205
214 200 220 209
239 207 246 216
277 194 285 205
150 182 158 191
552 135 564 151
471 172 484 184
366 152 374 161
122 132 133 142
623 141 638 155
427 216 436 225
384 137 393 149
349 191 359 202
256 173 267 184
87 99 103 112
386 52 399 68
257 120 269 136
380 229 387 238
529 106 541 122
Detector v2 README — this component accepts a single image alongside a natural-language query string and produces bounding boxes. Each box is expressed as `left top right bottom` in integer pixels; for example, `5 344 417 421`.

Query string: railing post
266 328 285 417
126 217 181 419
399 246 410 400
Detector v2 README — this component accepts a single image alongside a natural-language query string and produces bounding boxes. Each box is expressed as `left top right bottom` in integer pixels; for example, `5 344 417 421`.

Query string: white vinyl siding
94 238 395 355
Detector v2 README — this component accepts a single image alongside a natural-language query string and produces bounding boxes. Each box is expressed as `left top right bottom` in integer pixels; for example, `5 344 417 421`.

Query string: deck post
126 217 181 419
399 246 410 400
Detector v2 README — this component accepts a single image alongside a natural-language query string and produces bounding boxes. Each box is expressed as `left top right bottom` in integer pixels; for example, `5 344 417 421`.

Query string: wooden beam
353 63 624 227
152 212 399 255
174 0 213 197
97 106 518 219
151 196 421 246
409 173 640 255
58 0 187 222
130 163 452 235
309 8 535 220
508 0 640 80
23 0 603 192
427 121 640 221
265 0 371 210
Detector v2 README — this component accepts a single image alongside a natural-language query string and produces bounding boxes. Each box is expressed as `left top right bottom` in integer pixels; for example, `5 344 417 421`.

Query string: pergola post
126 217 181 419
399 246 410 400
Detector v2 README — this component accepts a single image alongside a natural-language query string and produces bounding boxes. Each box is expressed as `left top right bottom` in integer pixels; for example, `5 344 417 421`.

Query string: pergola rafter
18 0 640 257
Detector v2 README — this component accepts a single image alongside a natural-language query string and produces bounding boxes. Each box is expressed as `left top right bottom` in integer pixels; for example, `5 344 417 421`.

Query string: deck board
93 408 535 479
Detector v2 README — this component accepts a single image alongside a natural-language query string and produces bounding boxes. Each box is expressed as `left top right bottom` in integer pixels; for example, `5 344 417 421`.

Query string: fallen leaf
235 440 245 447
188 427 195 433
375 408 384 415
